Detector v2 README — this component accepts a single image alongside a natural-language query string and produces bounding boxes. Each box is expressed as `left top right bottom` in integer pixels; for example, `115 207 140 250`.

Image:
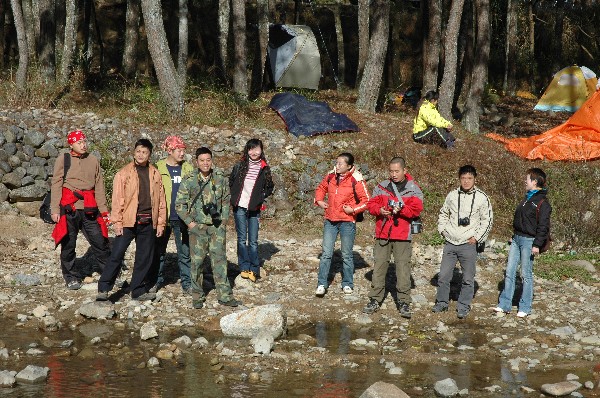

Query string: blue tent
269 93 360 137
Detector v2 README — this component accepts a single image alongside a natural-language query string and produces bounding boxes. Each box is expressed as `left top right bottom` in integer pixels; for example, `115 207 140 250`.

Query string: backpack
40 153 71 224
535 198 552 253
326 174 365 222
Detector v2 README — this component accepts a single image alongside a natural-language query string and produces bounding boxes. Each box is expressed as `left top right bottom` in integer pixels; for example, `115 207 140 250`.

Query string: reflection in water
315 321 351 355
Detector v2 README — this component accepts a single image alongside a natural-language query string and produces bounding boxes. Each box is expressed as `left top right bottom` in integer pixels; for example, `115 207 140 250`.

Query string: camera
458 217 470 226
203 203 220 219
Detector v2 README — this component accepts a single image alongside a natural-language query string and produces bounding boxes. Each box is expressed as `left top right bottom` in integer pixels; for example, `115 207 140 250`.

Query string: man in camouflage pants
175 147 241 309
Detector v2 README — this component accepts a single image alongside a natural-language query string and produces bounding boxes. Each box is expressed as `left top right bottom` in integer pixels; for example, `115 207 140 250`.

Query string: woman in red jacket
314 153 369 296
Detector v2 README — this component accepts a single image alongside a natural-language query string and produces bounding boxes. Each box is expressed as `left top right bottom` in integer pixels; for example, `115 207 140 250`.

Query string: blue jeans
233 207 261 275
498 235 535 314
317 220 356 289
153 220 191 290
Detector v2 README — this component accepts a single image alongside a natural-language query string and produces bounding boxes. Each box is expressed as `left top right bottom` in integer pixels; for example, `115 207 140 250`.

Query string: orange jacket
314 166 369 222
111 162 166 230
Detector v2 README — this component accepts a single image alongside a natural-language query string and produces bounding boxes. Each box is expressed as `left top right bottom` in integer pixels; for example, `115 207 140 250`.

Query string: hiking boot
240 271 250 279
182 287 193 296
457 308 470 319
96 291 109 301
362 299 380 315
247 271 257 283
342 286 353 295
67 280 82 290
132 292 157 301
398 302 412 319
218 298 242 307
315 285 326 297
432 302 448 313
192 300 204 309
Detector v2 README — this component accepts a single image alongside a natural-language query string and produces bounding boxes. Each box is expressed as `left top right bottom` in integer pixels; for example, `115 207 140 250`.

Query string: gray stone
540 381 581 396
41 316 60 332
30 157 47 167
0 160 11 173
192 337 209 348
15 365 50 384
220 304 286 339
26 348 45 356
0 134 5 146
2 169 26 188
20 175 35 186
78 323 114 339
36 143 58 159
147 357 160 368
0 149 7 161
434 378 459 397
251 329 275 354
0 370 17 387
568 260 597 273
140 322 158 340
9 183 47 201
550 326 577 337
4 127 18 143
78 302 116 319
23 131 46 148
3 143 16 156
0 201 18 215
172 335 192 348
22 145 35 159
0 348 9 359
14 201 43 217
0 183 8 202
8 155 21 168
27 165 48 180
12 274 42 286
359 381 410 398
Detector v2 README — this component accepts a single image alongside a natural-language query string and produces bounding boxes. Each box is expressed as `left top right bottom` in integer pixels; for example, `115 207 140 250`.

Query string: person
413 90 455 149
175 147 241 309
96 139 166 302
229 138 274 283
50 130 110 290
494 168 551 318
433 165 493 319
362 157 423 319
150 135 194 294
314 152 369 297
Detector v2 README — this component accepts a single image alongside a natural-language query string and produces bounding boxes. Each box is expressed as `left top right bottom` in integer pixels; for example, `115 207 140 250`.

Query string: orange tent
487 90 600 161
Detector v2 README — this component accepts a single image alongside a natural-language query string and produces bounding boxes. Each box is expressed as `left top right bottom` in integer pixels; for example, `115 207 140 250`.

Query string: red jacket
367 173 423 240
314 167 370 222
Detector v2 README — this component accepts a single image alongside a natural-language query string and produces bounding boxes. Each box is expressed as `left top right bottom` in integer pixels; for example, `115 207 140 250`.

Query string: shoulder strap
63 153 71 183
351 178 359 204
535 198 545 221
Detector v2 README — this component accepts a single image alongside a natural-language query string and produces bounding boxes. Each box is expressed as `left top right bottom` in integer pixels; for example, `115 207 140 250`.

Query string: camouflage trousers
188 223 233 303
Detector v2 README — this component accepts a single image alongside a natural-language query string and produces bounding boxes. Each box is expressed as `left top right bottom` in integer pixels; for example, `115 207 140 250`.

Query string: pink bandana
162 135 186 151
67 130 86 145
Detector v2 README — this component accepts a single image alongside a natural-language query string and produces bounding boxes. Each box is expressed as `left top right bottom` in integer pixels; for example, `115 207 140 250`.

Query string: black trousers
98 223 156 298
413 127 456 148
60 210 110 283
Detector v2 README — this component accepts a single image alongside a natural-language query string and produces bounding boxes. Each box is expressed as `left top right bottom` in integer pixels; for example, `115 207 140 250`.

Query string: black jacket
513 189 552 249
229 159 274 211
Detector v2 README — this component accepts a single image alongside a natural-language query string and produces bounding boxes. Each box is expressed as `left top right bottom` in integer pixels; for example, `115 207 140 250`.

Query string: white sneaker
516 311 528 318
343 286 353 294
315 285 326 296
493 306 506 313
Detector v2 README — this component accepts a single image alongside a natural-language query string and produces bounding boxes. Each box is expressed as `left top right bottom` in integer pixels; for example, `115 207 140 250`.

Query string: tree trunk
231 0 247 99
356 0 389 113
177 0 188 88
462 0 490 134
10 0 28 91
21 0 36 59
250 0 268 99
503 0 517 95
38 0 56 81
0 0 5 68
356 0 369 86
333 1 344 90
59 0 76 85
294 0 300 24
217 0 230 83
140 0 184 115
437 0 465 120
122 0 140 78
457 0 473 108
528 1 535 92
422 0 442 93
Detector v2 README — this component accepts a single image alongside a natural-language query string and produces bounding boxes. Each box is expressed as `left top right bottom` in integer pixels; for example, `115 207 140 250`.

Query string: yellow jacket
413 100 452 134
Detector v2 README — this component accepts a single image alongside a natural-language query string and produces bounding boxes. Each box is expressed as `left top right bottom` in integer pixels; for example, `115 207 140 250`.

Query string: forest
0 0 599 130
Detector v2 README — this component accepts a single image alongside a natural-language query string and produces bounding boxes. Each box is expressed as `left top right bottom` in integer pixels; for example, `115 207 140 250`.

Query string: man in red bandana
51 130 110 290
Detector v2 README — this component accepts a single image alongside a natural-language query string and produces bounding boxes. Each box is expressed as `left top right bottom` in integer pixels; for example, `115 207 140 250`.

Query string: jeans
317 220 356 289
152 219 191 290
435 242 478 311
233 206 261 275
498 234 535 314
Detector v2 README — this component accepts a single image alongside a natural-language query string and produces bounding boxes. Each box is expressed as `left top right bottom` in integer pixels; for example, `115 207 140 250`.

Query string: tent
269 93 359 137
267 25 321 90
534 65 597 112
488 89 600 161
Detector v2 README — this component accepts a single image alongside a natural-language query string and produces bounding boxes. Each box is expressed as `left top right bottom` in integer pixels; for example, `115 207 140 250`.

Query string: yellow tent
534 65 597 112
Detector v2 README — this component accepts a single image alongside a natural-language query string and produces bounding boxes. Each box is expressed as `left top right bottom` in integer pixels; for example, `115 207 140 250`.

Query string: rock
569 260 596 273
9 184 48 201
0 348 9 359
0 370 17 387
32 305 48 318
540 381 581 396
78 323 113 339
359 381 410 398
550 326 577 337
172 335 192 348
26 348 45 356
388 367 403 375
434 378 459 397
192 337 209 349
14 201 43 216
41 316 59 332
2 169 25 189
23 131 46 148
12 274 42 286
78 302 116 319
220 304 286 339
147 357 160 368
140 322 158 340
0 183 8 202
251 329 275 354
156 349 174 360
580 335 600 345
15 365 50 384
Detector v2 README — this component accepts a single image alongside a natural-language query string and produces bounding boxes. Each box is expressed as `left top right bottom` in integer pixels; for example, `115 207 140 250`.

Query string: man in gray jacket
433 165 493 319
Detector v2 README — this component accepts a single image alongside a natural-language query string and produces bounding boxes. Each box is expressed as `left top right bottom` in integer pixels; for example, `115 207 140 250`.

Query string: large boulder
23 130 46 148
359 381 411 398
2 169 26 188
220 304 286 339
15 365 50 384
9 183 48 201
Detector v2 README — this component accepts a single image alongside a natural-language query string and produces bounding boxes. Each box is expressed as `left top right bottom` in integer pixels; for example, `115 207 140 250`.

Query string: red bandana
67 130 86 145
162 135 186 151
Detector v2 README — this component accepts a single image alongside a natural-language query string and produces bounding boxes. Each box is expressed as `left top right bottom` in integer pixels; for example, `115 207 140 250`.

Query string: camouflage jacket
175 168 230 227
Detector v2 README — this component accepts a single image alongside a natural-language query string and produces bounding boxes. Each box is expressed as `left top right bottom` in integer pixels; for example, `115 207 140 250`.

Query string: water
0 319 595 397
